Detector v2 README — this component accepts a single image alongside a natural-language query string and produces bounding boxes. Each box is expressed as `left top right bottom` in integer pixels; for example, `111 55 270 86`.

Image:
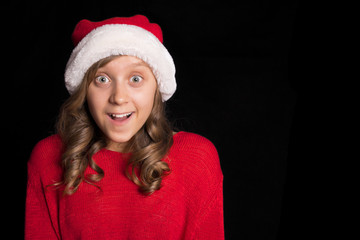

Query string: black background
3 0 347 239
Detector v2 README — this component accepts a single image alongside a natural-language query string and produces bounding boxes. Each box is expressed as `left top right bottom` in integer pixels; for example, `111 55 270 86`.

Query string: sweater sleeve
193 177 224 240
180 133 225 240
25 137 60 240
25 168 59 239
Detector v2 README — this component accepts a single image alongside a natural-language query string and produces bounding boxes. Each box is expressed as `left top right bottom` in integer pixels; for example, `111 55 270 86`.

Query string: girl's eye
130 75 143 83
95 76 110 84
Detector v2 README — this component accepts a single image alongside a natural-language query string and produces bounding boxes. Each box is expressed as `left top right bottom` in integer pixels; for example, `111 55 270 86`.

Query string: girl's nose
109 82 128 105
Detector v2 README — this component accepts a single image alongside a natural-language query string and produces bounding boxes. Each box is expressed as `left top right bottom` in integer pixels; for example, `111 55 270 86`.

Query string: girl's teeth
110 113 132 119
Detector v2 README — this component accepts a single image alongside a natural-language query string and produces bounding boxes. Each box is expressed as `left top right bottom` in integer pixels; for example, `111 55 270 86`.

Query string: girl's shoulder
171 131 222 176
173 131 217 151
27 134 63 171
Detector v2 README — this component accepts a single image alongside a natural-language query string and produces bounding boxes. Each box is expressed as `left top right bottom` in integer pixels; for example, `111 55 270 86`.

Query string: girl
25 15 224 239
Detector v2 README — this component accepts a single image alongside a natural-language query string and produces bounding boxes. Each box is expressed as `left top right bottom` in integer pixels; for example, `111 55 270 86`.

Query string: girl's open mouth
109 112 132 119
108 112 134 122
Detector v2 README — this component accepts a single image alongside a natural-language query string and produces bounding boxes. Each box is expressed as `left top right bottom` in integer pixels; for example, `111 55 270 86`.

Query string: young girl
25 15 224 240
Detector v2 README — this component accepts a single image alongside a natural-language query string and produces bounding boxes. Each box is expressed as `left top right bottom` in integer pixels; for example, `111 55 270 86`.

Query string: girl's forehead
100 55 151 70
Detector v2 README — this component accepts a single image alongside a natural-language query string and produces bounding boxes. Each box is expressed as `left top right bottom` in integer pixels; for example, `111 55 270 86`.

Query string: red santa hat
64 15 176 101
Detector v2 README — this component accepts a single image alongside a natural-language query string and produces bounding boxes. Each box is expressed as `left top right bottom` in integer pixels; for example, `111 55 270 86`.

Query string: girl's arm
25 138 60 240
192 179 225 240
25 167 59 240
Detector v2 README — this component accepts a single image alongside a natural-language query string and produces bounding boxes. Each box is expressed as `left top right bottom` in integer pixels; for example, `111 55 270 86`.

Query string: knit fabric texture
25 132 224 239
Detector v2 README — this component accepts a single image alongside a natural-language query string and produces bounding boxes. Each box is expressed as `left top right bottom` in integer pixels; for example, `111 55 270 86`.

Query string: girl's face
87 55 157 152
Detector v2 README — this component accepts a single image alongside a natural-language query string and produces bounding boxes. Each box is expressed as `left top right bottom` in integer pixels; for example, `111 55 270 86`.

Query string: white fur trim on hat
64 24 176 101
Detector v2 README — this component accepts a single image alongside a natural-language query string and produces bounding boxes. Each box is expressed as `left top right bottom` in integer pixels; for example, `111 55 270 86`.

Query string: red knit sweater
25 132 224 240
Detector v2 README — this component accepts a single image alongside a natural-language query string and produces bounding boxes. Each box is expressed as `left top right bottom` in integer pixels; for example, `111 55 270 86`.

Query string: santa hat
64 15 176 101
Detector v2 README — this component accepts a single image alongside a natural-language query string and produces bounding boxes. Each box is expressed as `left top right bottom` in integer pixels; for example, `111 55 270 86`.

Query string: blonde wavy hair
55 55 173 195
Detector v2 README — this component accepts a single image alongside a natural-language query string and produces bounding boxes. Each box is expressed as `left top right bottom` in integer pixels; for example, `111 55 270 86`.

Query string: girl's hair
55 55 173 195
